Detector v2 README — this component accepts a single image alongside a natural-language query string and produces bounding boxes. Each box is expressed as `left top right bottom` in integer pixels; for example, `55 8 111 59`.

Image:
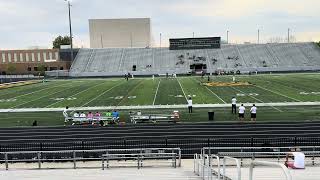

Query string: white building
89 18 152 48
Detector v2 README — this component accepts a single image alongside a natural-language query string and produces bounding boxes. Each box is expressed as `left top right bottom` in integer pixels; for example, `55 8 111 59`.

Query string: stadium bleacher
68 42 320 77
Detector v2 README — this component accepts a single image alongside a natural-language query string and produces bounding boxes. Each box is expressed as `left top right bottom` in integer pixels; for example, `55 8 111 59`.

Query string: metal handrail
203 146 320 152
249 161 292 180
222 156 241 180
0 148 181 170
0 147 181 155
193 154 212 180
102 152 177 170
211 155 220 180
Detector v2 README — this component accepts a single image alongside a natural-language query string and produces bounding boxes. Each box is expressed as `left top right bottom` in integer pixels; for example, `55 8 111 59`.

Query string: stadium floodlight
65 0 74 61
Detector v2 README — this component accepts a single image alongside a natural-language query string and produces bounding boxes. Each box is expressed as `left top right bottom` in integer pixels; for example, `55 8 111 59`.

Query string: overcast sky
0 0 319 49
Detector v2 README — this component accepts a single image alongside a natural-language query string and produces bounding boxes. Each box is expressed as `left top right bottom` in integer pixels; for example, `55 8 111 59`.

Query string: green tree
317 41 320 47
37 64 46 76
52 35 71 49
7 64 16 75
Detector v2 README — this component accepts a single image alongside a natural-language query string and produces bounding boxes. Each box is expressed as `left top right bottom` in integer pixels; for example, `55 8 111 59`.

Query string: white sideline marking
177 78 188 102
81 82 125 107
205 86 227 104
45 81 108 108
254 85 301 102
231 87 283 112
153 80 161 105
2 102 320 113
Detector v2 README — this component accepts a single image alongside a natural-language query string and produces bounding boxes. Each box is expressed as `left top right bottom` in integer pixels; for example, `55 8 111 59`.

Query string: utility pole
65 0 74 61
193 32 194 38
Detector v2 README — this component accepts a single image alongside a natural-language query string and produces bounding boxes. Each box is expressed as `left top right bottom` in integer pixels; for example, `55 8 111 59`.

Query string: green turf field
0 73 320 108
0 73 319 127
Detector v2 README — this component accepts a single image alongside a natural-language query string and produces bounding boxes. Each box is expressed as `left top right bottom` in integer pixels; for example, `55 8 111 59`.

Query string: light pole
193 32 194 38
160 33 162 48
287 28 290 43
65 0 74 61
227 30 229 44
258 29 260 44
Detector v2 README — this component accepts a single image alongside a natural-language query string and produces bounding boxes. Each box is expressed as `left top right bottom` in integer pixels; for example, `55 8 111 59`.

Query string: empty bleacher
69 43 320 77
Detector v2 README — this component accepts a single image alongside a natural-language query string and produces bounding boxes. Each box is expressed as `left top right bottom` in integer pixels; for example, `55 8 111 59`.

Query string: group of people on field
231 97 257 121
186 96 257 122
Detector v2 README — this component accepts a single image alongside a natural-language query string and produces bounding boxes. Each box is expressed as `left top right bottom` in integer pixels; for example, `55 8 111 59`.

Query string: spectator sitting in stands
80 112 86 121
73 111 80 118
105 110 112 117
112 110 120 121
87 112 94 124
95 111 101 117
285 147 305 169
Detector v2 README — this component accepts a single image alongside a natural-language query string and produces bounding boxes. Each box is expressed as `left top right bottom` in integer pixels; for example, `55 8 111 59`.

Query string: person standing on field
231 97 237 114
250 104 257 122
238 104 245 121
187 97 193 113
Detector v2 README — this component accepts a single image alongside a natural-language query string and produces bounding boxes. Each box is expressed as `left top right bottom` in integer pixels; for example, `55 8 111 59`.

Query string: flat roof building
89 18 152 48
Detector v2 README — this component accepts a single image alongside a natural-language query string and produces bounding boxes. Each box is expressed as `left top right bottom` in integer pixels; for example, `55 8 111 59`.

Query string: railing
0 148 181 170
249 161 292 180
194 154 212 180
102 152 177 170
222 156 241 180
217 151 320 166
211 155 221 180
202 146 320 160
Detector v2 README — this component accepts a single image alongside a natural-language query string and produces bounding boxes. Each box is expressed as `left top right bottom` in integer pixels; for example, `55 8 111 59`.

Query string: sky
0 0 319 49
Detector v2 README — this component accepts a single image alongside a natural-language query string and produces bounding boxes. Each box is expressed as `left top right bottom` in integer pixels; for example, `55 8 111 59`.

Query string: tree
52 35 71 49
317 41 320 47
7 64 16 75
37 64 46 76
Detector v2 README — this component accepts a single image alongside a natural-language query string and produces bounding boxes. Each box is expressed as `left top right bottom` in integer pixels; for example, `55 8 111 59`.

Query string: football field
0 73 320 108
0 73 320 127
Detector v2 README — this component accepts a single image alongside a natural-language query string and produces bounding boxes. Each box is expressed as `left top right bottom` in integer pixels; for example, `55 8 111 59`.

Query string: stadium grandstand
1 1 320 180
67 42 320 77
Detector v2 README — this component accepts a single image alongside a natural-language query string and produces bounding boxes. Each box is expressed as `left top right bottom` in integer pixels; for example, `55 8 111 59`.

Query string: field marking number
109 96 137 100
0 99 17 102
300 92 320 95
51 97 77 101
236 93 259 97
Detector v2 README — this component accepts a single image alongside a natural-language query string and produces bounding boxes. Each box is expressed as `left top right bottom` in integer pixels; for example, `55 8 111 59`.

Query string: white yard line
3 102 320 113
231 87 283 112
10 85 76 109
177 78 188 102
193 78 226 104
45 81 109 108
9 82 68 99
152 80 161 105
204 86 227 104
254 85 301 102
81 82 125 107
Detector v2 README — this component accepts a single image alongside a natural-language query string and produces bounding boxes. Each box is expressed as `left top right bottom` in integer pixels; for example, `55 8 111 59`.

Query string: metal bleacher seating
69 43 320 77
